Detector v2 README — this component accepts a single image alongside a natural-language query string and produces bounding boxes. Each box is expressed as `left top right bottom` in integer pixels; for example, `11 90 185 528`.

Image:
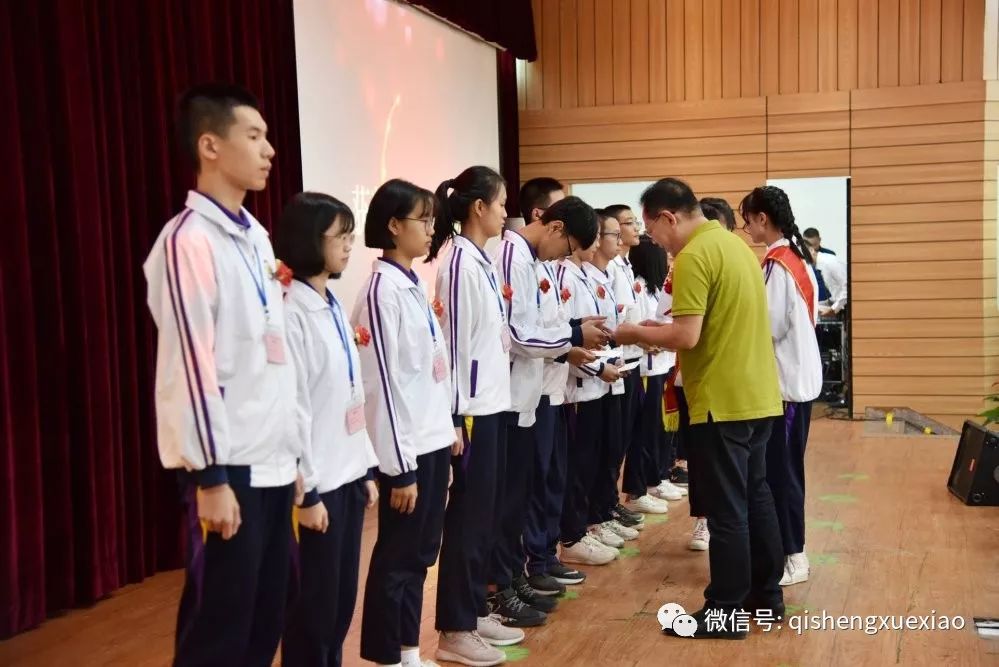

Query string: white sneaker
561 536 616 565
590 523 625 548
476 614 525 646
625 494 669 514
780 552 809 586
604 519 639 541
435 630 506 666
660 479 688 497
582 533 619 557
649 483 682 501
688 517 709 551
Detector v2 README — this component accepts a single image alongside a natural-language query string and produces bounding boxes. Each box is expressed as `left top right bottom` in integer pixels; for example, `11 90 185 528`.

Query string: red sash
763 245 815 325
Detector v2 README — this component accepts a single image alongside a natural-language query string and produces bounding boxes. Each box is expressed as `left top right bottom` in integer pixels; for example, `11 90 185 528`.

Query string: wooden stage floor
2 417 998 666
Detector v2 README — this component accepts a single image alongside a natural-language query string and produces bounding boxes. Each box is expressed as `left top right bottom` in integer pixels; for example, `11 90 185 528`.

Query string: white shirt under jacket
352 259 455 487
763 239 823 403
285 280 378 501
143 190 297 489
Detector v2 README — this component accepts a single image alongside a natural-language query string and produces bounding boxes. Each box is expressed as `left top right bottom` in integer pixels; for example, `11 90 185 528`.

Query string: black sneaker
547 562 586 585
662 606 748 640
670 467 689 487
487 588 547 627
615 503 644 522
612 504 645 530
513 576 559 613
525 573 566 596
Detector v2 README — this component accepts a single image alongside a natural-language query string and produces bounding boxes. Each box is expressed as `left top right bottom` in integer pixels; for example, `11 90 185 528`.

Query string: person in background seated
802 227 834 303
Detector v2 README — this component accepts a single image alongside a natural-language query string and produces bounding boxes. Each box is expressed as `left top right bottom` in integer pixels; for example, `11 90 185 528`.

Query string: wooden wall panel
516 5 999 423
518 0 995 107
518 80 994 427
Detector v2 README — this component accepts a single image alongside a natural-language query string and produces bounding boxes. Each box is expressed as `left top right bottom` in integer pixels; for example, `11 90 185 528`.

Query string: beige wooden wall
518 0 999 428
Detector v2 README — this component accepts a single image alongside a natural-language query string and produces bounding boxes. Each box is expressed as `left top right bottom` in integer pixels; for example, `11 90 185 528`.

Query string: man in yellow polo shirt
615 178 785 640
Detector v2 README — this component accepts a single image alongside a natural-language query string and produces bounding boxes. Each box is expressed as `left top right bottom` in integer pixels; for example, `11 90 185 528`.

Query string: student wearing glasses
353 179 458 667
276 192 380 667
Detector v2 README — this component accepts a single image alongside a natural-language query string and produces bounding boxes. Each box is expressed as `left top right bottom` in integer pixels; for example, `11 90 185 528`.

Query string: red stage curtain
0 0 303 638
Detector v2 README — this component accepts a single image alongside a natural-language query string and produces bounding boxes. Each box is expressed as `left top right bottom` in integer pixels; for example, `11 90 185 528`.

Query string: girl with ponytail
431 166 521 665
739 185 822 589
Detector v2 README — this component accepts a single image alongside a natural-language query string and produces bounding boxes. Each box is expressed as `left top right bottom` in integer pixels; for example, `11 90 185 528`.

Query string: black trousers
675 386 708 517
436 413 505 631
283 479 368 667
490 410 536 588
623 374 666 497
524 399 567 576
765 401 812 556
174 474 294 667
689 416 784 610
361 447 450 665
589 391 624 525
560 397 604 546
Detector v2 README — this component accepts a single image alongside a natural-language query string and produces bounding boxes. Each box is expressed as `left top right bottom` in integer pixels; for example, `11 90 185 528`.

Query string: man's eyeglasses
601 231 623 241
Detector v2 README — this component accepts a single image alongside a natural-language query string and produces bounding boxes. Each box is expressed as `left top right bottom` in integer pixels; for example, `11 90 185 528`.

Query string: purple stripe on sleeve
164 211 212 465
367 274 409 473
448 249 462 415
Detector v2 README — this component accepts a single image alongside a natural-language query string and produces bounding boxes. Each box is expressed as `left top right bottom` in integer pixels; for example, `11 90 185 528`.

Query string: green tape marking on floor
806 519 844 532
500 646 530 662
818 493 857 504
812 553 839 566
559 589 580 601
837 473 869 481
618 546 641 558
643 514 669 525
784 604 806 616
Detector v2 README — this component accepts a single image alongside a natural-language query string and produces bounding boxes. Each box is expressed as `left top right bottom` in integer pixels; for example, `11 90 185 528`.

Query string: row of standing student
144 84 822 665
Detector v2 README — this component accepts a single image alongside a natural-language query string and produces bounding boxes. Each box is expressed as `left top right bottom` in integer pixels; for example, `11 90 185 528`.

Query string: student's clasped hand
390 483 417 514
197 484 242 540
298 501 330 533
579 315 611 348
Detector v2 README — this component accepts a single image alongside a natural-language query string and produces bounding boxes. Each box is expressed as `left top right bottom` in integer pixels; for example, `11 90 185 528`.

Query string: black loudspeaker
947 420 999 506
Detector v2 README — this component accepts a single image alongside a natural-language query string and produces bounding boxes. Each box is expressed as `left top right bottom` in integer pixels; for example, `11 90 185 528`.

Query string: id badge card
264 325 287 364
345 387 366 434
501 328 512 353
433 347 447 383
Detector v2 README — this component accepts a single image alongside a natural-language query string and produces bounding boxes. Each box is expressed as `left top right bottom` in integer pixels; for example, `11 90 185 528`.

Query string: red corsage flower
432 298 445 319
560 287 572 303
272 260 293 287
617 304 624 314
539 278 551 294
596 285 606 299
354 326 371 347
634 281 642 294
502 283 514 301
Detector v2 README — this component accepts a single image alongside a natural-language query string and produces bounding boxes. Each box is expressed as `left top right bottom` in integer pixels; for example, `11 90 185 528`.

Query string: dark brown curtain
406 0 537 60
0 0 303 638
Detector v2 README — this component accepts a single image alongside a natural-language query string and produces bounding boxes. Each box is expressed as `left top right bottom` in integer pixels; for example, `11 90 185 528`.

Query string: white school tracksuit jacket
351 259 456 487
143 190 298 488
654 275 683 387
557 260 612 404
495 230 579 427
284 280 378 503
764 239 823 404
585 262 626 396
610 255 644 363
635 277 674 377
436 236 512 421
